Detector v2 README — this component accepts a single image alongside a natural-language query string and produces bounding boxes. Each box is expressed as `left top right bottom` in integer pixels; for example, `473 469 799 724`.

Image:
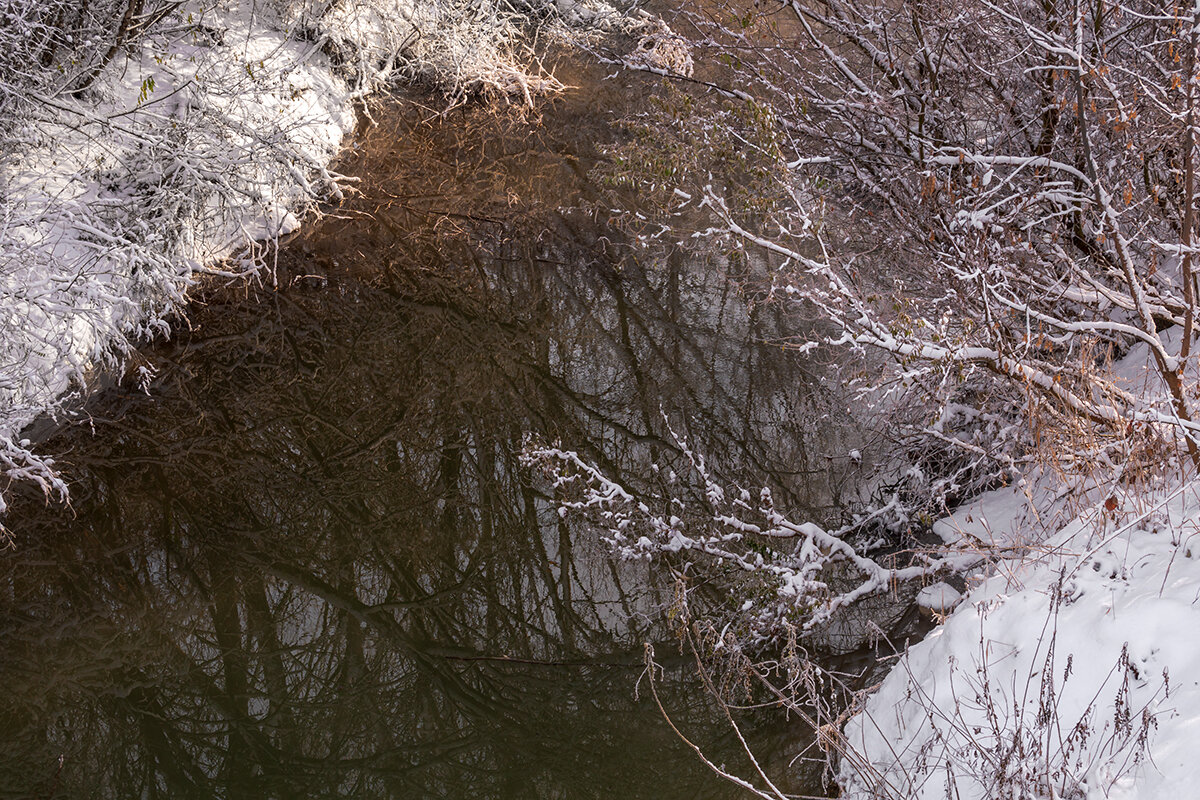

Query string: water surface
0 50 875 799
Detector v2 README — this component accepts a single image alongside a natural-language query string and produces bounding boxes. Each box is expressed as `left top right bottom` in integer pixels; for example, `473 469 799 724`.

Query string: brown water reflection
0 52 863 799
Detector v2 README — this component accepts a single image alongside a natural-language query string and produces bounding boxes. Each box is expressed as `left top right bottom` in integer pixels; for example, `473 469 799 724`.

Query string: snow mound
840 478 1200 800
914 582 962 613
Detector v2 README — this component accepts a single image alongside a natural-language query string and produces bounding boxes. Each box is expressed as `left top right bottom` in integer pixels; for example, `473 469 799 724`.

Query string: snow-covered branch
611 0 1200 496
524 427 949 641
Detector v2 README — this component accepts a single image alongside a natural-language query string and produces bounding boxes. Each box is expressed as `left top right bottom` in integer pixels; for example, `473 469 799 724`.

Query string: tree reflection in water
0 62 860 799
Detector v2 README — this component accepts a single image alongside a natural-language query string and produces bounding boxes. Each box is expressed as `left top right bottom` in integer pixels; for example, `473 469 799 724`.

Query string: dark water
0 52 873 799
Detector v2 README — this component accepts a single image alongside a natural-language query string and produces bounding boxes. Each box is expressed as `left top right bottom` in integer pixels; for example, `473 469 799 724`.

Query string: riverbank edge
0 0 637 518
837 340 1200 799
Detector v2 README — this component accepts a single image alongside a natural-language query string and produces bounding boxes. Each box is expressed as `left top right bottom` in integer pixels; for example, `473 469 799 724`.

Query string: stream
0 46 913 799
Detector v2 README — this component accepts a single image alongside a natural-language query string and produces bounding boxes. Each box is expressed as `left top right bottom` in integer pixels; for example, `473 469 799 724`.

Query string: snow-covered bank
1 2 354 510
0 0 631 516
840 470 1200 799
832 322 1200 799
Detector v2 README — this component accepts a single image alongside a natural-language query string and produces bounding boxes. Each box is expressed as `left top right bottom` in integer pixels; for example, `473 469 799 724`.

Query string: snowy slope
840 470 1200 799
830 287 1200 800
0 0 357 507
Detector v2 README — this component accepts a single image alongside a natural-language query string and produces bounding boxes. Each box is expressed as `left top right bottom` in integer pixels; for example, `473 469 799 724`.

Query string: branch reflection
0 61 854 799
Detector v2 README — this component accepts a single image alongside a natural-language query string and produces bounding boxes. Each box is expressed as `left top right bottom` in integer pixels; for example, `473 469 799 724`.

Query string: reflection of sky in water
0 57 862 799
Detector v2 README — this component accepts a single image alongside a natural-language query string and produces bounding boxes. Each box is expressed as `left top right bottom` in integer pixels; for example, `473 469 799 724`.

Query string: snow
926 471 1101 579
0 0 370 503
914 582 962 613
841 466 1200 799
830 311 1200 799
932 481 1042 547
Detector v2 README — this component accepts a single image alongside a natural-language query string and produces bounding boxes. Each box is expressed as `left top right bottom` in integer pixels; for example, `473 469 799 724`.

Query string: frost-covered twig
524 425 950 640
